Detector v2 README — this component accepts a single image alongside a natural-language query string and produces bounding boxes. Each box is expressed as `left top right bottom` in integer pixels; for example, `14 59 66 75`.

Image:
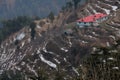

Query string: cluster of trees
0 16 33 43
0 12 55 43
62 0 81 11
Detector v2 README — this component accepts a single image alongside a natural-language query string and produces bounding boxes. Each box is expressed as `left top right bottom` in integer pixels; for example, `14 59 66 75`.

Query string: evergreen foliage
0 70 25 80
30 22 36 40
72 0 81 9
0 16 33 43
66 2 73 9
48 12 54 23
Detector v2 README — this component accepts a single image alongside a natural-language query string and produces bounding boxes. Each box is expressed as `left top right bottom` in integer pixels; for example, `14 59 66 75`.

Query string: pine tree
30 22 36 40
48 12 54 23
72 0 81 9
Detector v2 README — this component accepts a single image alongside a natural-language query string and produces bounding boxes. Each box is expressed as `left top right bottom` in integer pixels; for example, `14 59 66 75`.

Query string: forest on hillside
0 0 84 43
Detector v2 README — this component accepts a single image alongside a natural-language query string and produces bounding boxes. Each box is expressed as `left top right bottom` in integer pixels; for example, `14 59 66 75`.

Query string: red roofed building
77 13 108 27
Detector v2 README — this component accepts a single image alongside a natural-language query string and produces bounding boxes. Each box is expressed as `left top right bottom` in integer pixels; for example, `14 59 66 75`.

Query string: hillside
0 0 120 80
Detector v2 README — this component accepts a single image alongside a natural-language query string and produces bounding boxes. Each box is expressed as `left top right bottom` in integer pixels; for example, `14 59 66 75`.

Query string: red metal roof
77 13 107 22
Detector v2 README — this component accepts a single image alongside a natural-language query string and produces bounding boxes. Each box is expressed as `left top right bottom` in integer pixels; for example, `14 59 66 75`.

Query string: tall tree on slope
72 0 81 9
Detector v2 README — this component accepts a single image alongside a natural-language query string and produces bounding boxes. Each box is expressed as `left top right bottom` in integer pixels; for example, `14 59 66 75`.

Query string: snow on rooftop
39 54 57 69
16 33 25 40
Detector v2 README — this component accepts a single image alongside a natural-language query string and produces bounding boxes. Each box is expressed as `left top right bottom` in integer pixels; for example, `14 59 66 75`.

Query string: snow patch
93 47 97 51
61 48 68 52
64 58 67 62
36 25 41 29
38 33 42 37
28 38 31 43
68 39 72 47
106 42 110 47
92 32 99 36
82 41 88 44
72 67 79 76
54 58 60 64
103 8 110 14
21 62 25 66
105 3 118 11
43 42 48 53
111 6 118 11
21 42 25 48
16 33 25 40
107 57 115 61
39 54 57 69
103 60 106 63
112 67 119 70
109 35 116 40
88 35 94 38
37 49 41 54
